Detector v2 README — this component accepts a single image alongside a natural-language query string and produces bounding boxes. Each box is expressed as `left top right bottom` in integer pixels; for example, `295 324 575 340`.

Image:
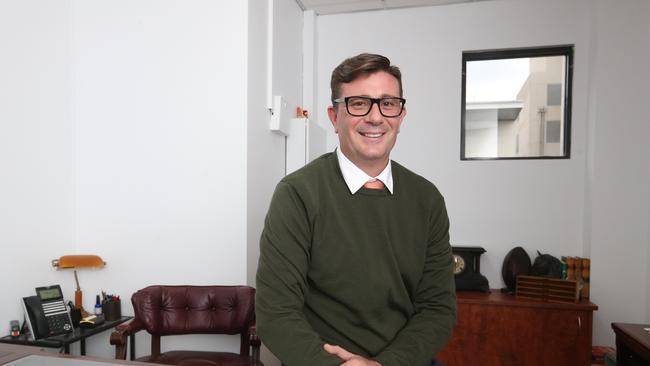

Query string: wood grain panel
437 290 597 366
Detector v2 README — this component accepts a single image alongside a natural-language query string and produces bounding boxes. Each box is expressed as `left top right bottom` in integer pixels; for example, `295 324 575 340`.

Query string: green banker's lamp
52 255 106 316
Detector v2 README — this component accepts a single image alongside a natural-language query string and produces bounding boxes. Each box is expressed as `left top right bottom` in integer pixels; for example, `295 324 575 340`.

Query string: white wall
0 0 75 340
1 0 254 358
586 0 650 346
73 0 249 290
315 0 649 346
271 0 304 115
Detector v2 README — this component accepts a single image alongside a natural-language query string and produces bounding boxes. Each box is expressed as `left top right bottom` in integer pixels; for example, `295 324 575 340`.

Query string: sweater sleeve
373 196 457 366
255 181 341 366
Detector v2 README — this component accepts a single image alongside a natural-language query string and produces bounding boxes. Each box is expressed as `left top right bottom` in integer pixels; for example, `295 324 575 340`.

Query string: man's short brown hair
330 53 403 102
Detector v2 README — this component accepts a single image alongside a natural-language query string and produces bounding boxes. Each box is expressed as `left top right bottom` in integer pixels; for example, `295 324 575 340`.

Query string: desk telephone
22 285 74 339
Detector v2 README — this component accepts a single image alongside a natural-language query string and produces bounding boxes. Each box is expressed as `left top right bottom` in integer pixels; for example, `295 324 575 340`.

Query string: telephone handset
22 285 73 340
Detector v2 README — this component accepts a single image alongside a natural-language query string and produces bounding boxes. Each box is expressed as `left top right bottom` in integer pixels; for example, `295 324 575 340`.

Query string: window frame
460 45 574 160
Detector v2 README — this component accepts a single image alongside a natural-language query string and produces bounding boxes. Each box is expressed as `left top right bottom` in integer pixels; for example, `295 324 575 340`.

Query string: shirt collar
336 147 394 195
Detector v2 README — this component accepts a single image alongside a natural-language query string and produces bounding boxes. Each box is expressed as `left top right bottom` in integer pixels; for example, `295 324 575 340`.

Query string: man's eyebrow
354 94 400 98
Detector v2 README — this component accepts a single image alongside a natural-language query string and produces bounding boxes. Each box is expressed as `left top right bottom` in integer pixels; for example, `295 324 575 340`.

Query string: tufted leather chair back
132 285 256 336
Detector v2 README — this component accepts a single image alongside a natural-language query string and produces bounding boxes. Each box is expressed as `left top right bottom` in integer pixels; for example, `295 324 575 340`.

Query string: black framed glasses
333 96 406 117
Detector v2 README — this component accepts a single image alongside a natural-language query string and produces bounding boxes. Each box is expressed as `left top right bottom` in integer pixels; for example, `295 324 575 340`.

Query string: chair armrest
249 324 261 347
110 318 144 359
249 324 262 362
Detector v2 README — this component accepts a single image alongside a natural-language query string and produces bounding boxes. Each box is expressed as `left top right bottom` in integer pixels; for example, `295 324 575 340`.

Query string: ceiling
296 0 492 15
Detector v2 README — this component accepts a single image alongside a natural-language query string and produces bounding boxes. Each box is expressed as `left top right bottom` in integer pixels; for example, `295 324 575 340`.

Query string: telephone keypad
42 300 73 335
46 313 72 334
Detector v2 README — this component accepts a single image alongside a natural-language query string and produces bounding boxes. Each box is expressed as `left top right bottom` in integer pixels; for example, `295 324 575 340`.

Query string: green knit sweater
256 152 456 366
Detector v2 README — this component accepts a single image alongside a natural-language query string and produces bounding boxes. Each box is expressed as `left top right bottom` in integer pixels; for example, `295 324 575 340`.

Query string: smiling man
256 53 456 366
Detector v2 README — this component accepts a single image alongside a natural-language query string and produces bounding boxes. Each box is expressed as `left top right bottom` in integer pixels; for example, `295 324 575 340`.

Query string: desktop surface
0 344 151 366
6 355 124 366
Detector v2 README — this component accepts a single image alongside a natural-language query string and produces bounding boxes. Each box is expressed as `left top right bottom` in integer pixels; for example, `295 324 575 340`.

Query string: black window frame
460 45 574 160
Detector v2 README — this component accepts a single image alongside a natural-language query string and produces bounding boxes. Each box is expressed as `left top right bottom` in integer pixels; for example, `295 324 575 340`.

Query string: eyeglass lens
346 97 404 117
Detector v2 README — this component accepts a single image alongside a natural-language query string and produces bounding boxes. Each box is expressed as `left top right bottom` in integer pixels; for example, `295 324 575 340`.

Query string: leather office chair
110 285 263 366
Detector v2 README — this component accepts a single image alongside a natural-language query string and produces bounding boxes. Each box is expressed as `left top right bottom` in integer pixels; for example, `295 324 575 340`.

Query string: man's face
328 71 406 175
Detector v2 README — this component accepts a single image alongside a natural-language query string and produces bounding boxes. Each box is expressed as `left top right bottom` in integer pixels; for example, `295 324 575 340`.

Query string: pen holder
103 299 121 321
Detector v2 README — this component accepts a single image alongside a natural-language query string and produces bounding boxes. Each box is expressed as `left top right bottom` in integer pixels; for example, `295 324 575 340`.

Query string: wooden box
516 275 580 303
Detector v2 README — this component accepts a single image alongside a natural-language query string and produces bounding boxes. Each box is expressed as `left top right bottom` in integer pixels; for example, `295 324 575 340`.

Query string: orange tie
363 178 385 189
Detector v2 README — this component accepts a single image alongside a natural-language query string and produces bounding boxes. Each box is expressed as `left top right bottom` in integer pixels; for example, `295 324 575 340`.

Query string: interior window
461 45 573 160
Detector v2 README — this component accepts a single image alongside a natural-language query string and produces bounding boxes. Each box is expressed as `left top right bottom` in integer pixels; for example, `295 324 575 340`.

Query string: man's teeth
361 132 382 138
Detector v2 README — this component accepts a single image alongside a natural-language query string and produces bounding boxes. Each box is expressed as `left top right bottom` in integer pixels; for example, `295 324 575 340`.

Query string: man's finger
323 343 356 360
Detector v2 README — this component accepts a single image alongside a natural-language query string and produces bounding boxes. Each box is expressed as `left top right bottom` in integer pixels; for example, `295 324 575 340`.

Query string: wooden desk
437 290 598 366
0 317 133 357
611 323 650 366
0 343 149 365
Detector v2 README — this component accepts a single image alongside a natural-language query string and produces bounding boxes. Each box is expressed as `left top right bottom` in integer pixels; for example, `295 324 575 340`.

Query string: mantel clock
452 246 489 292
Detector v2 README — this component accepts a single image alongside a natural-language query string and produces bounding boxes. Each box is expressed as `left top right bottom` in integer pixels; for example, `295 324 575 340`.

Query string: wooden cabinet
437 290 598 366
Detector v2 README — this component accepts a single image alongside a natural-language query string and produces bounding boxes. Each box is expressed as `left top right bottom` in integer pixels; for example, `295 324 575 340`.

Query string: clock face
453 254 466 275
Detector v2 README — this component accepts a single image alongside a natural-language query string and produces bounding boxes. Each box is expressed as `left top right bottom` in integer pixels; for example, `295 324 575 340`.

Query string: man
256 53 456 366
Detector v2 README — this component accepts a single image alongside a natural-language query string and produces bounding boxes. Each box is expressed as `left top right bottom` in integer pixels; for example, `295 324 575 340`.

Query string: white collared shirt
336 148 394 195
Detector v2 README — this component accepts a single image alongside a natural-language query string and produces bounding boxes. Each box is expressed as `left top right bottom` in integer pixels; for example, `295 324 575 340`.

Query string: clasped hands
323 344 382 366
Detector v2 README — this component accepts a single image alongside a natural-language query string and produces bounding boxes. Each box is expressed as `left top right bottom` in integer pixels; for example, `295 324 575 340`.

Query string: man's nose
365 101 383 123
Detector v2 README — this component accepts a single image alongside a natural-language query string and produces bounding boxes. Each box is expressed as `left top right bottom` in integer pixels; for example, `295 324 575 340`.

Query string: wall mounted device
269 95 290 136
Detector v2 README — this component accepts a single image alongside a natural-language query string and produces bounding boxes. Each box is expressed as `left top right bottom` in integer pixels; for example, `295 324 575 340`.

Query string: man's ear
327 105 339 133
